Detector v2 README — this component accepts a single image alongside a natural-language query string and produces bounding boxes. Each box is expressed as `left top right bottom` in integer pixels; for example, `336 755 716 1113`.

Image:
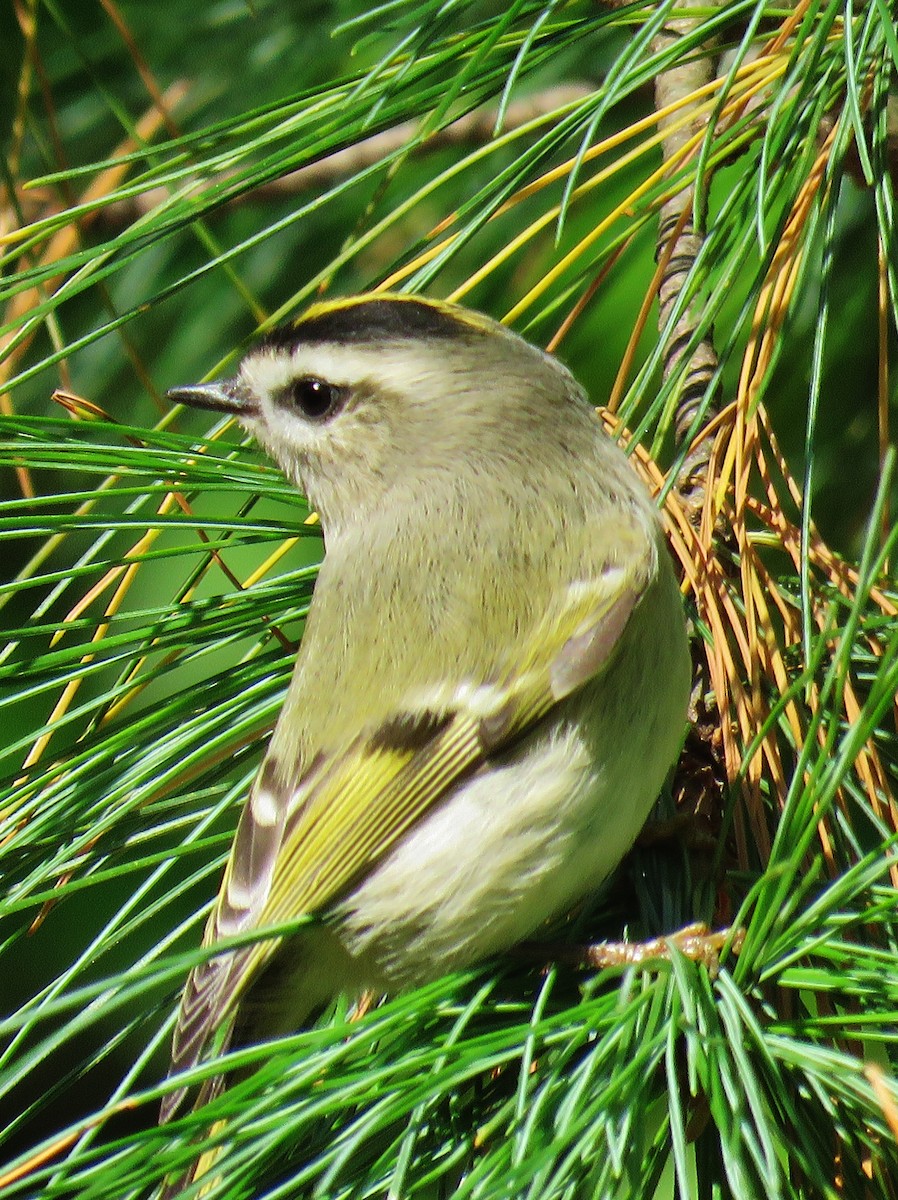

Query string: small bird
161 294 691 1189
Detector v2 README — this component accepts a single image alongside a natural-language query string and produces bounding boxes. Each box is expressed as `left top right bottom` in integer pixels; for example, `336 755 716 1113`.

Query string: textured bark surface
652 4 721 507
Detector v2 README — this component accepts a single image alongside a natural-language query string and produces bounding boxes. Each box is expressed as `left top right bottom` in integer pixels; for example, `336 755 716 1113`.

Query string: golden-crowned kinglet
160 294 691 1187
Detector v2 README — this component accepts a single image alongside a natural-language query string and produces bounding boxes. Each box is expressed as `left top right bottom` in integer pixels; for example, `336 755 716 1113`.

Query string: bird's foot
582 921 744 976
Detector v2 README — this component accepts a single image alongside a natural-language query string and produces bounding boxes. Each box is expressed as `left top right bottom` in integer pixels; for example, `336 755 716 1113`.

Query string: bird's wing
162 557 649 1121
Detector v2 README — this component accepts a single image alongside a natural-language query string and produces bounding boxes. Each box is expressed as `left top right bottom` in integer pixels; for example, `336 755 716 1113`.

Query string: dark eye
280 377 345 421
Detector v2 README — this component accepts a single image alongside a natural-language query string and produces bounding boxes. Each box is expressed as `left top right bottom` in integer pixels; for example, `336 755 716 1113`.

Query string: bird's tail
158 1021 234 1199
159 1115 229 1200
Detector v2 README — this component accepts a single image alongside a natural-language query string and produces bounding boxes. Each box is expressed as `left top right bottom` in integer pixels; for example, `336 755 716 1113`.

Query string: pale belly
337 717 669 986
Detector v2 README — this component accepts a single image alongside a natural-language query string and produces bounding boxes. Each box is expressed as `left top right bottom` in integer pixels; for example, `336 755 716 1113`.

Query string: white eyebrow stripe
241 343 459 406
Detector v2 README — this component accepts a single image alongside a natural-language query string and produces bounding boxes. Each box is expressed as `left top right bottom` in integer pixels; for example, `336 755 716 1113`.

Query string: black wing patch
367 709 453 754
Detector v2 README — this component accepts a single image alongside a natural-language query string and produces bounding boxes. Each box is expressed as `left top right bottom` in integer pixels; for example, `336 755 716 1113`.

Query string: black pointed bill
166 379 258 415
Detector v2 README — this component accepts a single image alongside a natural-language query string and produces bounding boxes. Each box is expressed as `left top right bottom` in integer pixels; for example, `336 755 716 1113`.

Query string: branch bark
652 5 720 508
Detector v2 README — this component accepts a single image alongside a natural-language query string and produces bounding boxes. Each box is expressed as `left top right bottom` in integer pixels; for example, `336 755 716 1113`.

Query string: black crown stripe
260 297 481 352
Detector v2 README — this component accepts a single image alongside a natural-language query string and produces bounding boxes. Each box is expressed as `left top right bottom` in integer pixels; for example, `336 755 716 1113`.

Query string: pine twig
91 85 594 229
652 3 721 509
